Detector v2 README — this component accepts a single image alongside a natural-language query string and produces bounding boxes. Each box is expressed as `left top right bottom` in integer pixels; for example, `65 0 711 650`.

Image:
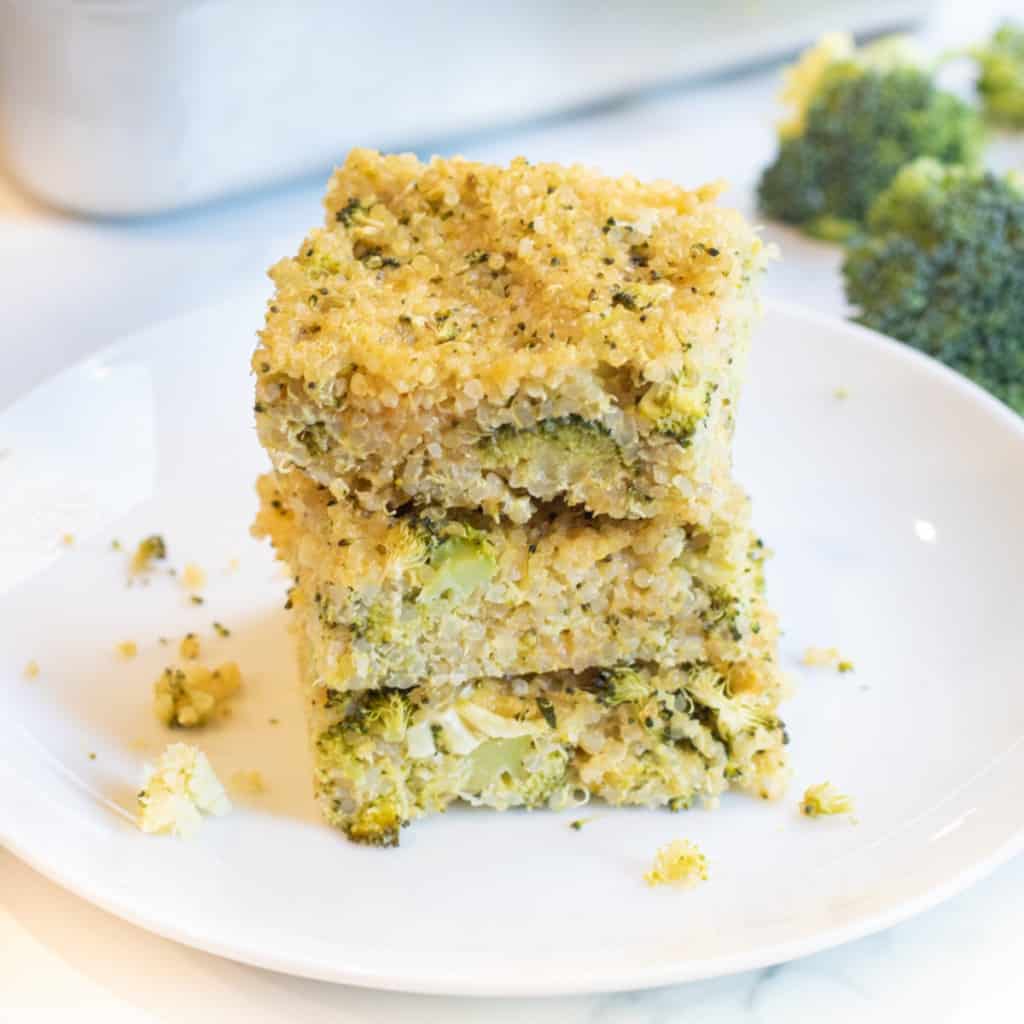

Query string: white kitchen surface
2 1 1021 1020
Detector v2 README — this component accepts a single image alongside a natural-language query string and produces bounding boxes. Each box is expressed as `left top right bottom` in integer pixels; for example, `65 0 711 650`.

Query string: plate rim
2 293 1024 997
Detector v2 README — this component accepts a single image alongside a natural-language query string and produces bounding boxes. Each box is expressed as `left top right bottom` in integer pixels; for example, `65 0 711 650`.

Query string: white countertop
3 3 1021 1020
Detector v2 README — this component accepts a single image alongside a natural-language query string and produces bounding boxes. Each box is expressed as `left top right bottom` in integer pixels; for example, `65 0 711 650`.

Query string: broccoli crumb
116 641 138 661
153 662 242 728
179 633 201 660
111 539 122 551
644 839 709 888
190 595 205 606
88 752 97 761
569 817 594 831
837 660 855 674
131 535 167 575
23 660 40 680
212 621 231 638
137 743 230 837
801 782 855 818
833 387 849 400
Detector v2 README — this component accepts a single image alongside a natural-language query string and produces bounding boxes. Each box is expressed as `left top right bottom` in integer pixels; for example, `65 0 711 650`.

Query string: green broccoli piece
463 736 569 807
356 689 412 743
843 159 1024 415
295 421 333 457
417 524 497 603
478 414 626 474
758 34 983 237
973 22 1024 127
637 379 712 445
592 665 653 706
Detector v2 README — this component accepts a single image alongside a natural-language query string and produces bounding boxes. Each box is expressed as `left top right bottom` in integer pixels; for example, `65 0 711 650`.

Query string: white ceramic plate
2 291 1022 997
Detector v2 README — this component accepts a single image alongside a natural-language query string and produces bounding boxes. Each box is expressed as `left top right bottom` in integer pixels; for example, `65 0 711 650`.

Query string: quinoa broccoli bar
254 470 774 692
307 659 788 847
251 150 788 845
253 149 769 525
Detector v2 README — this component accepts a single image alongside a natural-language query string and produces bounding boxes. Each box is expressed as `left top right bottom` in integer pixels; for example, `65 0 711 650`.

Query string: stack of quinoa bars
252 149 788 846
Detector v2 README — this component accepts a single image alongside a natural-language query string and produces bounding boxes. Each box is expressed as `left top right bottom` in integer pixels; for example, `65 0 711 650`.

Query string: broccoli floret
417 524 497 603
843 159 1024 414
345 797 405 847
478 414 627 476
354 689 412 743
637 378 712 445
462 736 569 807
592 665 653 706
973 22 1024 127
758 34 983 236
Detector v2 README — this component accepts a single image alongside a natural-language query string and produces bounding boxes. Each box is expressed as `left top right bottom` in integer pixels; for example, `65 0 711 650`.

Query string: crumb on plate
116 641 138 661
644 839 709 888
153 661 242 728
212 621 231 638
801 781 855 818
61 533 75 546
131 535 167 576
179 633 201 660
23 660 40 680
137 742 230 837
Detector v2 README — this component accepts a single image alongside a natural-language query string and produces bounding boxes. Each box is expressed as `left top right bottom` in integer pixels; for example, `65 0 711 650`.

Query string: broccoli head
843 159 1024 414
417 523 497 603
758 34 983 238
973 22 1024 127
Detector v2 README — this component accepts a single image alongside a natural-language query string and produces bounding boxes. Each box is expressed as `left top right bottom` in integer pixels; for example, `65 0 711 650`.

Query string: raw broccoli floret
758 34 983 238
843 159 1024 414
973 22 1024 127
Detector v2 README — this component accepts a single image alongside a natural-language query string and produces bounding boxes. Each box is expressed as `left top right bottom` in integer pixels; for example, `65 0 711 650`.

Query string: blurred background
0 0 991 411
